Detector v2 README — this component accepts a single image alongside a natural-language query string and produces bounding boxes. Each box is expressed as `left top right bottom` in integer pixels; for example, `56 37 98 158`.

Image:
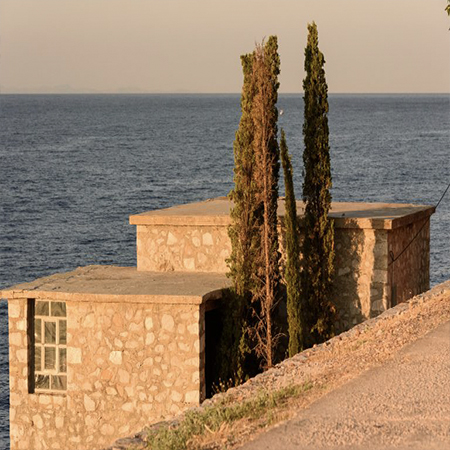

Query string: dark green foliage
280 129 304 356
225 51 260 383
250 36 282 368
215 289 249 386
228 52 259 298
301 22 336 344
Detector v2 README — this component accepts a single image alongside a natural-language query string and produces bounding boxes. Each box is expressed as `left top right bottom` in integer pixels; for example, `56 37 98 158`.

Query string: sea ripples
0 93 448 448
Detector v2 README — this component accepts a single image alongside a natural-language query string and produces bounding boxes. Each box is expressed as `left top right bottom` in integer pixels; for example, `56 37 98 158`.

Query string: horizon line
1 91 449 96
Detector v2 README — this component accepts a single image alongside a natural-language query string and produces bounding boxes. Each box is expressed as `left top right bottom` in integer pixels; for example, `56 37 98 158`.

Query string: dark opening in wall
204 307 223 399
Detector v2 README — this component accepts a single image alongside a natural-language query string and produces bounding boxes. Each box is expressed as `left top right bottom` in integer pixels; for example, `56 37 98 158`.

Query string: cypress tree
224 52 258 383
280 129 303 356
251 37 281 368
301 22 336 344
224 36 281 376
228 52 258 298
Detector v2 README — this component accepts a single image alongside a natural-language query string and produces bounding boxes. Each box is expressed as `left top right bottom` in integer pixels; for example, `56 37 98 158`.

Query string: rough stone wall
331 228 389 332
8 298 204 450
136 225 231 272
137 222 392 333
133 218 430 333
8 299 29 449
278 224 389 333
388 218 430 305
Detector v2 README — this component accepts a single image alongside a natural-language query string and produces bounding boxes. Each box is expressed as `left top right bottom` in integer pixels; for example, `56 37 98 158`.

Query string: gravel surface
239 320 450 450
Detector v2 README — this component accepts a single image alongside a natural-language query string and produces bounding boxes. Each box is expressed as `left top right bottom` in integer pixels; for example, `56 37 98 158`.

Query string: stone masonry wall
134 217 430 333
8 298 204 450
331 227 389 331
136 216 431 333
280 225 389 333
136 223 394 333
136 225 231 272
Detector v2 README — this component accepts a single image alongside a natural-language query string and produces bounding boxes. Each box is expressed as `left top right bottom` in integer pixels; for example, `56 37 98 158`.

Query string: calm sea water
0 94 449 447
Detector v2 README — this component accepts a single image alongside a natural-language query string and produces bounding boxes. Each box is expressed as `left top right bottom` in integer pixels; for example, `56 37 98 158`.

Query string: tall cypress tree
225 36 281 376
301 22 335 344
251 37 281 368
280 129 303 356
228 52 258 298
223 52 258 383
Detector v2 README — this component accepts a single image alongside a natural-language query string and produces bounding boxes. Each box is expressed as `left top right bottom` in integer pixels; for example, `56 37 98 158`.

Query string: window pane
44 322 56 344
59 348 67 373
34 319 41 344
33 300 68 392
59 320 67 345
35 374 49 389
51 302 66 317
44 347 56 370
52 375 67 391
36 301 49 316
35 347 42 371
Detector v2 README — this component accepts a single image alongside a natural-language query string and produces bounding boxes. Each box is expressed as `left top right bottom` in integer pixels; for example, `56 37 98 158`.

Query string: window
33 300 67 391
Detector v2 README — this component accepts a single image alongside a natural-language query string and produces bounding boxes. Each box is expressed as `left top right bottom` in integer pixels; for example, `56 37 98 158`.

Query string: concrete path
239 320 450 450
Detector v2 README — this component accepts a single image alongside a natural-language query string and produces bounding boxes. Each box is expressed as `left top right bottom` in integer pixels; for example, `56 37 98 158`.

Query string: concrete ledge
0 265 231 304
129 197 434 230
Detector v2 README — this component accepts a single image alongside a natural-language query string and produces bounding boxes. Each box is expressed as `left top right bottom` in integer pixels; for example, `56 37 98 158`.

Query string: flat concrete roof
129 197 435 230
0 266 231 304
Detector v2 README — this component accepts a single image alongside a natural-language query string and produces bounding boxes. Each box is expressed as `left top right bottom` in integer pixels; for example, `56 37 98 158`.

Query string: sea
0 93 449 448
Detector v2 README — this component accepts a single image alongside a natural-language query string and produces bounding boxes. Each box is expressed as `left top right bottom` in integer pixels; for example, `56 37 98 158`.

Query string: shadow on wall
388 217 431 306
370 229 390 317
332 218 366 333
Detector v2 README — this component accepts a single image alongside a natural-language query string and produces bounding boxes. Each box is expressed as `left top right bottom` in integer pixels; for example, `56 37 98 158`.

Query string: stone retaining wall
136 220 428 332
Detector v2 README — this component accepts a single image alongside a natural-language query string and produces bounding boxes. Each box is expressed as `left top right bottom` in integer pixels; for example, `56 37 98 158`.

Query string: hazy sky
1 0 449 94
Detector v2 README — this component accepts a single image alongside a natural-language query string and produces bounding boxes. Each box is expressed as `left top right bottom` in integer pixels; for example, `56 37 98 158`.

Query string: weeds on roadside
211 378 236 396
145 382 312 450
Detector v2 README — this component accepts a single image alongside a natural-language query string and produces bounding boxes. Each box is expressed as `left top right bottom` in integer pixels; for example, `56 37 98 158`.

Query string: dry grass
144 383 312 450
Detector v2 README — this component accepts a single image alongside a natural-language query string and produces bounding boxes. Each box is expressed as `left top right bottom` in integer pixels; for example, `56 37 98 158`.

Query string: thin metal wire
435 181 450 209
388 180 450 266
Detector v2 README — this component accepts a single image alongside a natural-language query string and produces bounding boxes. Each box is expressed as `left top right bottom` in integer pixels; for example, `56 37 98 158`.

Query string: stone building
1 197 434 450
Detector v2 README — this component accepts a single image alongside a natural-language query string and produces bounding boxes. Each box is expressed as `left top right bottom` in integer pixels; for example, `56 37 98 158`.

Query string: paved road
239 321 450 450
